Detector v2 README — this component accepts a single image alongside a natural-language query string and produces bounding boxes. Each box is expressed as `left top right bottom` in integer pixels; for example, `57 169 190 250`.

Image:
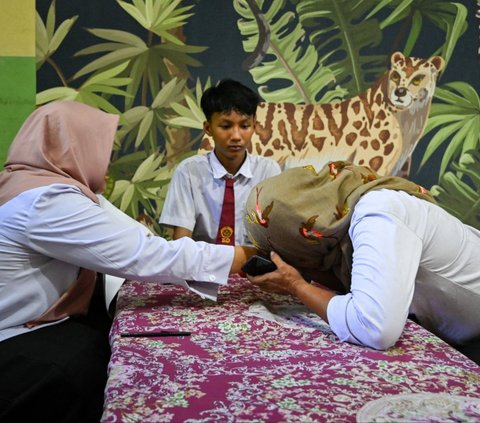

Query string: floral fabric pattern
102 277 480 422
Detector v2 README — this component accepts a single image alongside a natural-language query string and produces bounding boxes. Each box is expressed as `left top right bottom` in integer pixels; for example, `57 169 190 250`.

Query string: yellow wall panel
0 0 35 56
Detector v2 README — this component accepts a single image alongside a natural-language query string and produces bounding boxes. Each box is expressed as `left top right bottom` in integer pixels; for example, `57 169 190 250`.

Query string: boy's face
204 110 256 169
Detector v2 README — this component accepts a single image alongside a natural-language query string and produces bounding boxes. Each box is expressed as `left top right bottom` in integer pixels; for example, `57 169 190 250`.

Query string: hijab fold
245 161 434 290
0 101 119 206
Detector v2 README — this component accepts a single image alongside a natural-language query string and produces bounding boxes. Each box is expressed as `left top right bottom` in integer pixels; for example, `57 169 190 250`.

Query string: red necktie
216 177 235 245
25 268 97 328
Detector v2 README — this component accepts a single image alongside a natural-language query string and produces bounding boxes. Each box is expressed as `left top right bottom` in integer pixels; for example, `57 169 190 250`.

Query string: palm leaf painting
420 82 480 179
234 0 347 103
34 0 478 232
430 149 480 229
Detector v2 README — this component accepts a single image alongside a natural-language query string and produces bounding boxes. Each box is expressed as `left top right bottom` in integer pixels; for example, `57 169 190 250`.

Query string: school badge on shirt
219 225 234 244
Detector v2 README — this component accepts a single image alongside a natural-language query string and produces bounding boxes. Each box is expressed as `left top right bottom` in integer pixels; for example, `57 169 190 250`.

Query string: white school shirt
327 189 480 349
0 184 234 341
159 152 281 245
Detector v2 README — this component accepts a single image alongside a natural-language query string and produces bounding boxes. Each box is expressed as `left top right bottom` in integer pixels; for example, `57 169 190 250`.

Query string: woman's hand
246 251 336 322
246 251 307 296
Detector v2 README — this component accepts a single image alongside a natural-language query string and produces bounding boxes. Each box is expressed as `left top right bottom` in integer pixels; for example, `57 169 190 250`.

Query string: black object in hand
241 255 277 276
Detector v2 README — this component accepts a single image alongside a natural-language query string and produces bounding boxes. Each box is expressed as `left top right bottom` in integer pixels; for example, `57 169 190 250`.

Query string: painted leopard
199 52 445 176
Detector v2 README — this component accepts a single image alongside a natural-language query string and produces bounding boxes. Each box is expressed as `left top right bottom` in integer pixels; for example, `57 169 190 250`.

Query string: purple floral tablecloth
102 276 480 422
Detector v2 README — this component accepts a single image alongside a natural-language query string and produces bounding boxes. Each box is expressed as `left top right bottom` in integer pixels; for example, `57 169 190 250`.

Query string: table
102 276 480 422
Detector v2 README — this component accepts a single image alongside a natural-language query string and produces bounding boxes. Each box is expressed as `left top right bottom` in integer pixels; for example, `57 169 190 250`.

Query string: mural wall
30 0 480 233
0 0 36 166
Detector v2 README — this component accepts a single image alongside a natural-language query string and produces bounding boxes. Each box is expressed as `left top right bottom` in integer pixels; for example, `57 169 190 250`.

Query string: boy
160 79 281 245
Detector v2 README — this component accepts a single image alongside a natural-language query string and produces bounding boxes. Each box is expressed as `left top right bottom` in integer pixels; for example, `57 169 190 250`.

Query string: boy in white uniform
160 79 281 245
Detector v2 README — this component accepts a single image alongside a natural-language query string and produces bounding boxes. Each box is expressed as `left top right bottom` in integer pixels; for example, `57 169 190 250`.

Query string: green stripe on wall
0 56 36 167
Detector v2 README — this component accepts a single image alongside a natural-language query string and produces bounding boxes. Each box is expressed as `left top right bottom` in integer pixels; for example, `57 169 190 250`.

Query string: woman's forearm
291 279 337 322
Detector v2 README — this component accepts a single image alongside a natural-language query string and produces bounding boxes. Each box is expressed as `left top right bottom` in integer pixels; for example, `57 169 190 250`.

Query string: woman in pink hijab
0 101 254 423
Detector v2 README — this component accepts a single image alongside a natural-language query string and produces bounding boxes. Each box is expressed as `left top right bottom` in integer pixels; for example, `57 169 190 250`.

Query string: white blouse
327 189 480 348
0 184 234 341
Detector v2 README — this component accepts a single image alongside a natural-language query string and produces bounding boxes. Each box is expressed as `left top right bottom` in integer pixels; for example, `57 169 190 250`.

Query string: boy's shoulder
175 153 210 170
247 153 274 163
247 154 281 170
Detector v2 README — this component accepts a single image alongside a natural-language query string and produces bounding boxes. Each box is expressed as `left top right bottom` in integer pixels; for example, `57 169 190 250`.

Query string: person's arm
231 246 258 274
27 186 235 286
173 226 193 240
159 163 196 234
247 196 423 350
247 252 336 322
326 210 422 350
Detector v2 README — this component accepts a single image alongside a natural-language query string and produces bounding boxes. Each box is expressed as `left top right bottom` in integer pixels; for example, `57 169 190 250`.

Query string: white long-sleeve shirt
0 184 234 341
327 189 480 349
159 152 281 245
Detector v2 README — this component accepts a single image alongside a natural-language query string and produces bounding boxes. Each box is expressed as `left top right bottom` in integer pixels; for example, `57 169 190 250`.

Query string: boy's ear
203 120 212 136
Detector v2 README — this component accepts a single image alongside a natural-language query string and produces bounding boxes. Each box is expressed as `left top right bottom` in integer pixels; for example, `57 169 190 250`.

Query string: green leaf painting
35 0 480 231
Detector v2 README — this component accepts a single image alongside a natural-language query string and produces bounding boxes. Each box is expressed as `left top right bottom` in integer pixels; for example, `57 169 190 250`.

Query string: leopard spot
377 110 386 120
360 140 368 149
379 130 390 143
255 144 262 155
360 128 370 137
264 149 274 157
359 159 365 165
313 112 325 131
272 139 284 150
375 93 383 105
279 120 289 145
352 101 361 114
346 133 357 146
371 139 380 150
384 143 394 156
369 156 383 171
311 135 326 152
353 121 362 129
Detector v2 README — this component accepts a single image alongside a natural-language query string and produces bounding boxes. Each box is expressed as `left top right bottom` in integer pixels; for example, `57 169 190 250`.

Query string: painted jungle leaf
234 0 347 103
293 0 386 95
117 0 194 45
35 2 78 70
114 78 188 153
164 78 211 130
36 61 131 113
368 0 467 67
420 82 480 178
430 149 480 229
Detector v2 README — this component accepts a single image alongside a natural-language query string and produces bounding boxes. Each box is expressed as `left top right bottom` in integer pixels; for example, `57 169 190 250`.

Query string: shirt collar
208 151 253 180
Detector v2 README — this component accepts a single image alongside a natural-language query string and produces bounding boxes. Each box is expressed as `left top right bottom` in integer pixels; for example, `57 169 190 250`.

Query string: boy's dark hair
201 79 261 121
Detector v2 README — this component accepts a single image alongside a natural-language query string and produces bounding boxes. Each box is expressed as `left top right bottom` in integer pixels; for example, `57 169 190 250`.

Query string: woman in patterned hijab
244 162 480 361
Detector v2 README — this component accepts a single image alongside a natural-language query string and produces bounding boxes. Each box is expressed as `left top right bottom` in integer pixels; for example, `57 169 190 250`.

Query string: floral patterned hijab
0 101 119 206
245 162 434 290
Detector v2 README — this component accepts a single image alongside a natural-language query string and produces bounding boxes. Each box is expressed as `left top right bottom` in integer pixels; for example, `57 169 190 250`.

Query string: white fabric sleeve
25 187 234 289
159 163 196 230
326 210 422 350
265 159 282 178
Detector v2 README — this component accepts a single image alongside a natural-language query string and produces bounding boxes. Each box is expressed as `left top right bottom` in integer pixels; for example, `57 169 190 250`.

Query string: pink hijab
0 101 119 206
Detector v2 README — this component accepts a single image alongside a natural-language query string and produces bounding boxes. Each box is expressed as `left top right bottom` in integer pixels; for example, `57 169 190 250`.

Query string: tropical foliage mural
35 0 480 233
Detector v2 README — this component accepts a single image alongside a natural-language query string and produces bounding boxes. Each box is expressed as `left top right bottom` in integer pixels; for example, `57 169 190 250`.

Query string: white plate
357 393 480 422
